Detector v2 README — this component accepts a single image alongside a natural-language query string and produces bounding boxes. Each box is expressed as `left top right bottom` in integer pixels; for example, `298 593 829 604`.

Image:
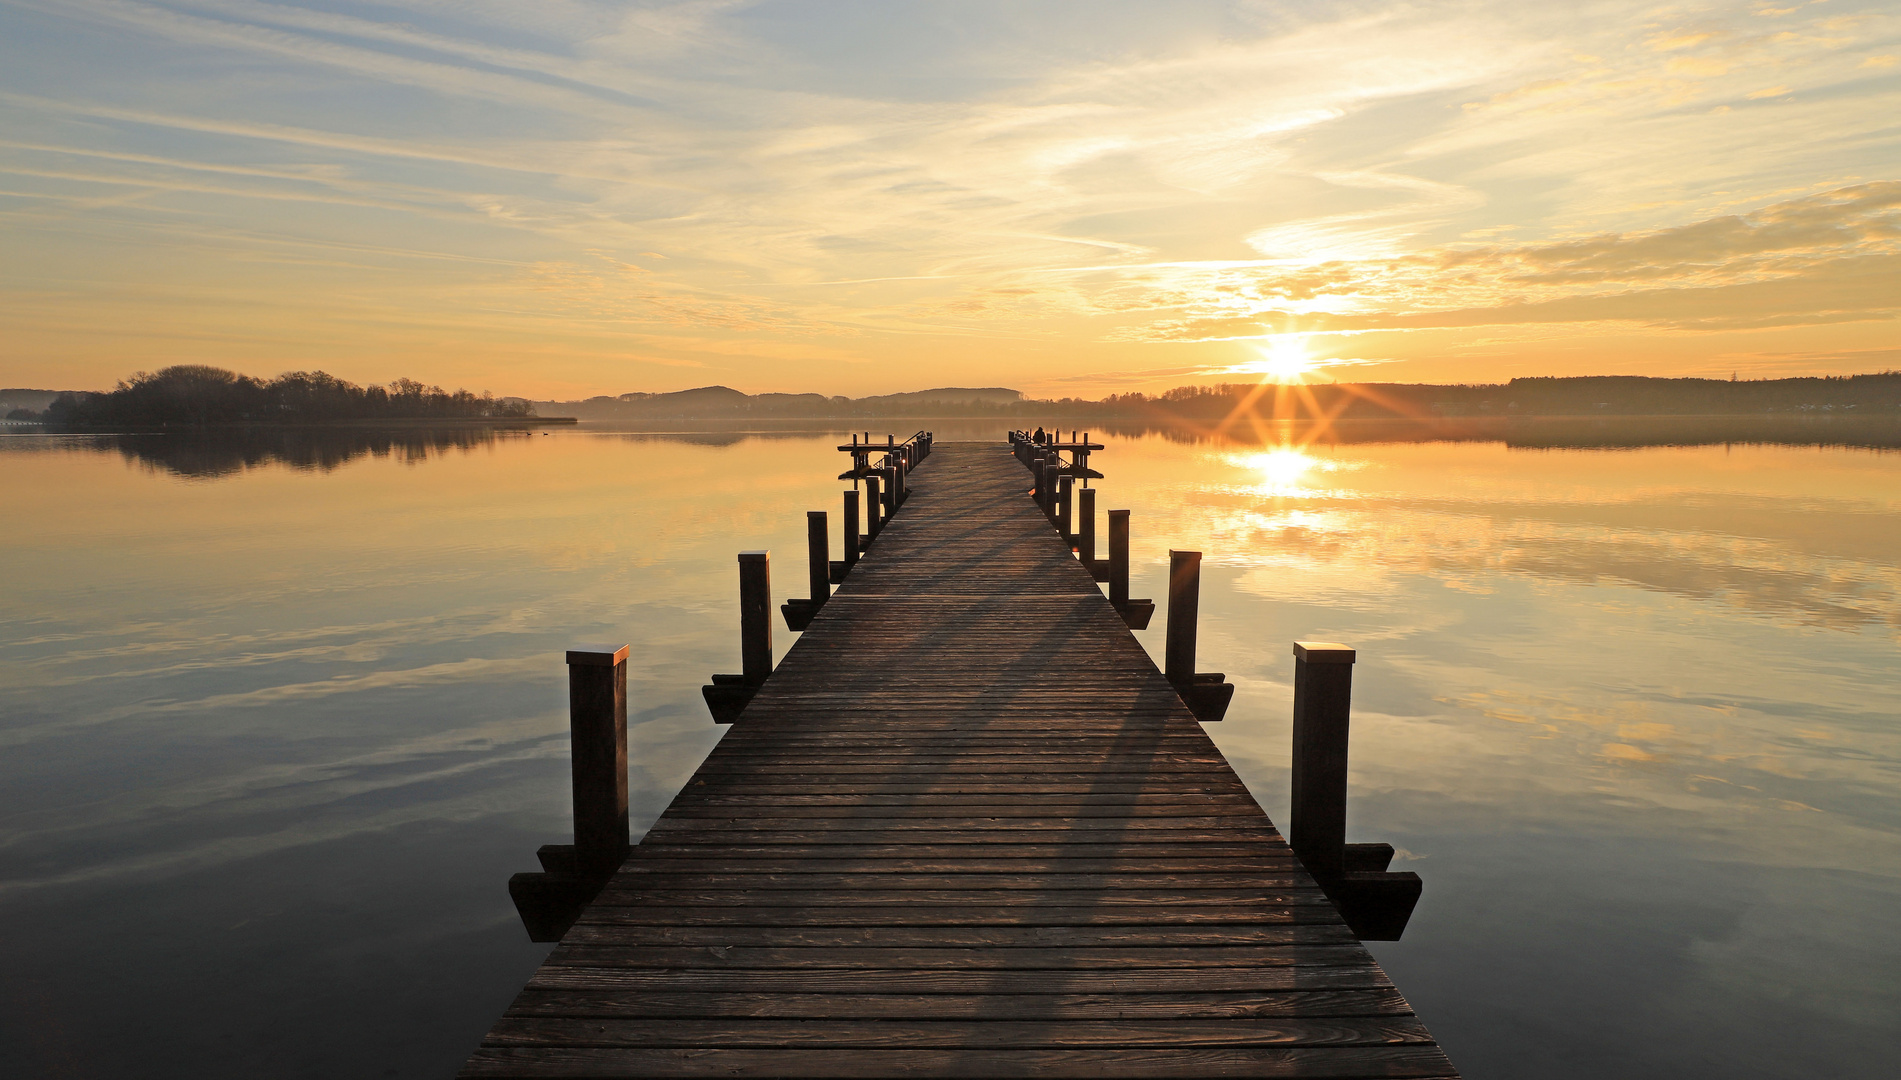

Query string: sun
1230 337 1319 384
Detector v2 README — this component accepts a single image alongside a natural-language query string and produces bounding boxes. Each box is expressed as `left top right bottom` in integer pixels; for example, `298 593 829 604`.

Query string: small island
16 365 569 428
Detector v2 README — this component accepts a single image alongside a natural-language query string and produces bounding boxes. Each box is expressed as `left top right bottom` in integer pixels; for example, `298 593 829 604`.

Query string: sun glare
1231 337 1319 384
1239 447 1324 488
1226 445 1361 497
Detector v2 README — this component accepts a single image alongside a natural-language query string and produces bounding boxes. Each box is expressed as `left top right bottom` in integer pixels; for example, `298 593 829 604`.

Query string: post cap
1293 641 1356 664
738 550 769 561
1169 549 1202 561
567 643 630 666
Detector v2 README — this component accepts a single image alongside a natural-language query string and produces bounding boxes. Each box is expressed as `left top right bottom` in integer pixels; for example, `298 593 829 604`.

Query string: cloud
1328 254 1901 333
27 0 671 115
1104 183 1901 341
2 0 1898 390
1037 363 1214 385
1105 315 1273 343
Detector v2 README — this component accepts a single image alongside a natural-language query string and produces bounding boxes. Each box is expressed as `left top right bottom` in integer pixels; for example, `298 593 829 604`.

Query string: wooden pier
464 442 1455 1079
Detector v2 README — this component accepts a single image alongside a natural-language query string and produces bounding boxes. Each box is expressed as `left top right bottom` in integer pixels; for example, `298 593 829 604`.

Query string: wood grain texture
462 1046 1457 1078
480 1017 1435 1048
500 988 1416 1020
462 443 1455 1079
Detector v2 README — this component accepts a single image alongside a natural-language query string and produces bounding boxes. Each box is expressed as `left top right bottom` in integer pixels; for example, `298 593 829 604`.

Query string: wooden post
739 551 771 685
865 475 882 538
883 464 899 514
806 512 829 603
1108 509 1130 606
1057 474 1074 540
1165 550 1200 685
565 644 629 873
1031 457 1046 509
1078 487 1097 565
842 489 860 569
1290 642 1356 877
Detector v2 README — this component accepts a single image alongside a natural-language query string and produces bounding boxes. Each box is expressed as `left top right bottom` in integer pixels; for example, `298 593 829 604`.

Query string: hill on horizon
2 388 88 413
869 387 1021 405
605 385 1020 405
549 385 1024 419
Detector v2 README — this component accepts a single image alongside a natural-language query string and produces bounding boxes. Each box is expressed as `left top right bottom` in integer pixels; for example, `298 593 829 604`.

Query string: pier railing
836 428 933 480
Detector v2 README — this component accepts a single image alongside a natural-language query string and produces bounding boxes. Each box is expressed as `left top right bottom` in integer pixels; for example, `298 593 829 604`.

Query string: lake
1 418 1896 1078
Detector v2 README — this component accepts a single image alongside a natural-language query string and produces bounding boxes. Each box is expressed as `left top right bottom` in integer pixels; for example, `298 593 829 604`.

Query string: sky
1 0 1898 398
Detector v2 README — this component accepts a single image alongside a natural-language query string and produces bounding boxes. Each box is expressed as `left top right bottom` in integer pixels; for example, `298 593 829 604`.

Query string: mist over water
2 420 1897 1078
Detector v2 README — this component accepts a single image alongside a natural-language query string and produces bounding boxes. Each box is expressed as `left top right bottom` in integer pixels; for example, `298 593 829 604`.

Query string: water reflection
5 422 975 480
1134 431 1901 637
1092 423 1900 1078
8 414 1894 485
1 421 1896 1079
112 425 540 478
1226 447 1365 498
0 426 871 1078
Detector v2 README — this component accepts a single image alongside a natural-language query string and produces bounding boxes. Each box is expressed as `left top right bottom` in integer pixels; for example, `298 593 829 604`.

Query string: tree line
34 366 536 427
1030 373 1901 420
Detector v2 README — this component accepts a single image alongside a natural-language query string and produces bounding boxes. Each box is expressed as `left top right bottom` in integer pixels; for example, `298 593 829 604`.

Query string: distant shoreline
13 370 1897 428
535 373 1901 423
14 416 578 432
10 412 1897 433
15 412 1895 430
10 413 1895 470
557 411 1901 428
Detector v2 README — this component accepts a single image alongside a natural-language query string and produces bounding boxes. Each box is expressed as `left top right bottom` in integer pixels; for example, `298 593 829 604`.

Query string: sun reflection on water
1225 445 1360 496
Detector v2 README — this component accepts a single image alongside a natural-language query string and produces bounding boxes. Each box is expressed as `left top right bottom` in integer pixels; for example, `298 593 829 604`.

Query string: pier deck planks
462 443 1456 1079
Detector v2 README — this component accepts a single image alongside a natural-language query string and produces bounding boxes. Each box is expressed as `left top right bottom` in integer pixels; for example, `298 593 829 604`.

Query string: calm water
2 420 1897 1078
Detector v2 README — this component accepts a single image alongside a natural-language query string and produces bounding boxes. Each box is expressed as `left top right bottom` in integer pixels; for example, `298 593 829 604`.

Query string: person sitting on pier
1033 426 1046 444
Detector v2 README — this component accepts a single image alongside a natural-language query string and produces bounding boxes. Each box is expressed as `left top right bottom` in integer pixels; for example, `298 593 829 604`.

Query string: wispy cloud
0 0 1896 392
1101 182 1901 342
